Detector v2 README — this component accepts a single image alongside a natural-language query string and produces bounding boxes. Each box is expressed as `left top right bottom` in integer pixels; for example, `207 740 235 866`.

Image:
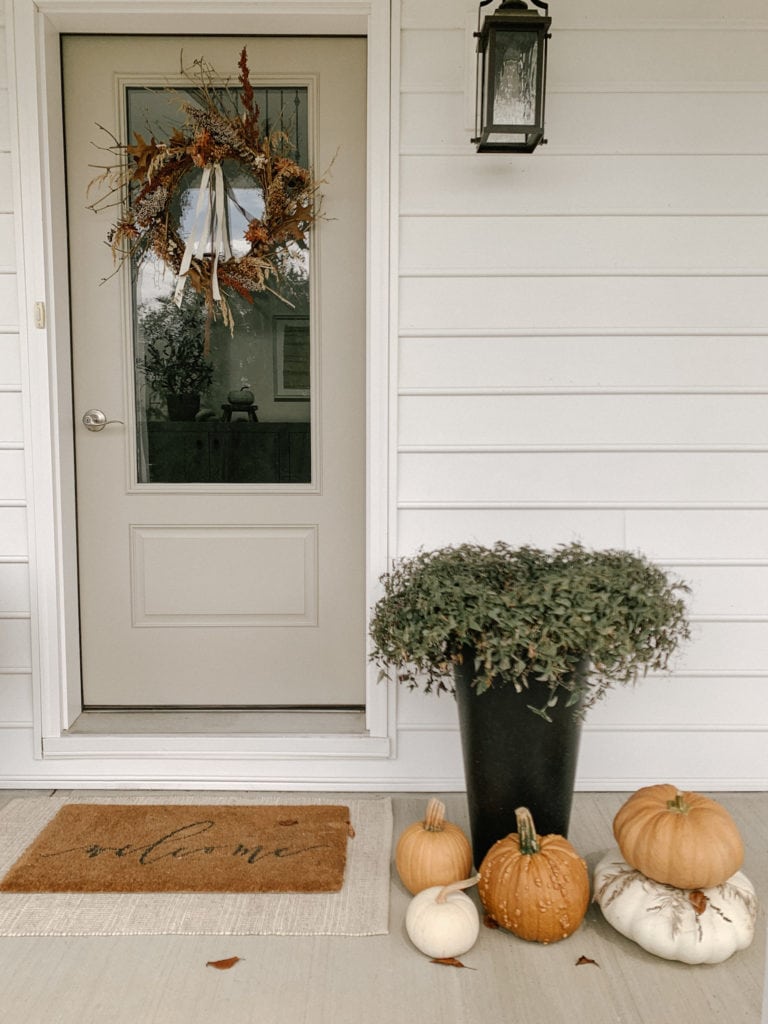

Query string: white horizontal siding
399 394 768 447
673 563 768 617
0 272 18 326
397 675 768 731
400 277 768 331
0 618 31 673
401 27 768 92
577 729 768 789
625 509 768 558
401 85 768 156
391 0 768 788
399 452 768 505
0 562 30 613
0 674 34 726
552 29 768 88
587 675 768 727
0 19 31 758
396 508 626 554
0 390 23 442
400 217 768 274
0 93 7 150
402 1 768 30
0 154 12 214
399 336 768 389
0 506 27 556
0 333 20 385
0 214 14 270
0 452 25 499
401 157 768 216
396 510 768 618
679 621 767 674
545 92 768 156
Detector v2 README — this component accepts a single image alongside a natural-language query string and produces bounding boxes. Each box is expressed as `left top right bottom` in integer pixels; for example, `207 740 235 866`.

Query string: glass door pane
127 84 311 485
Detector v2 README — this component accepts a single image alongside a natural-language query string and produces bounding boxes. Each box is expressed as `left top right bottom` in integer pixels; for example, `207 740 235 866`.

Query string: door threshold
66 708 368 737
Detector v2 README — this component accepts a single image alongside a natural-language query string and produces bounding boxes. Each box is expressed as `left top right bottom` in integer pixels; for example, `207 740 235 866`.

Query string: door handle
82 409 125 432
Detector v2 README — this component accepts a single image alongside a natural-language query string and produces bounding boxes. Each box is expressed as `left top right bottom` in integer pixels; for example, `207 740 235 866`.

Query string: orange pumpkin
395 798 473 895
613 784 744 889
478 806 590 944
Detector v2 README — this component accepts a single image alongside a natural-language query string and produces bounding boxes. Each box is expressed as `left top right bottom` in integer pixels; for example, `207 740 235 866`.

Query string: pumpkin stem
667 791 691 815
435 874 480 904
514 806 540 855
424 797 447 833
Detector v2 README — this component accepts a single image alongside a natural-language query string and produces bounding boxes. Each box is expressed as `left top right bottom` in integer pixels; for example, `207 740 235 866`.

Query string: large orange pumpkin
613 784 744 889
478 807 590 944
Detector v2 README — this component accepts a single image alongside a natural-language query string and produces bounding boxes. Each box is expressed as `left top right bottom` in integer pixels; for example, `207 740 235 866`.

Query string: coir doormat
0 803 352 894
0 795 392 935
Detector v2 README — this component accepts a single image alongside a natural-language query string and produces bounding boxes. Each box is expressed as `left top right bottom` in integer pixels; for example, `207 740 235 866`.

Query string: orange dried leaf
575 955 600 967
206 956 243 971
430 957 475 970
689 890 708 916
125 132 160 182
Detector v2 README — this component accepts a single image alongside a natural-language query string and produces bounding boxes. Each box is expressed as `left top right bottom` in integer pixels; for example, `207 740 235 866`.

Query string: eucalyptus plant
136 292 214 397
369 542 690 720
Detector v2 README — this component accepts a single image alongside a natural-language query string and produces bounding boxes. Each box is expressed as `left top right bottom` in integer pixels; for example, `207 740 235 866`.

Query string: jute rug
0 794 392 936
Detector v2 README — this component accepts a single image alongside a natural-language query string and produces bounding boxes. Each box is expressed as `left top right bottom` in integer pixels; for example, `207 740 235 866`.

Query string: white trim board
1 724 767 790
9 0 397 773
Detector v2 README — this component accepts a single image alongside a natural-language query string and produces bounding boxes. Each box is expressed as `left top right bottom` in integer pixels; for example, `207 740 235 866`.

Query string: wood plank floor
0 790 764 1023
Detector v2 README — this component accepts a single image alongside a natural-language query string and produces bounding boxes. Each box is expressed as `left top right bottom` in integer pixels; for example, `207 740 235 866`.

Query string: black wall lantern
473 0 551 153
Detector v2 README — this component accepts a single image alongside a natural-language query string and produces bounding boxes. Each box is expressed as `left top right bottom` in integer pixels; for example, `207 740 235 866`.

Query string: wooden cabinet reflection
145 422 310 484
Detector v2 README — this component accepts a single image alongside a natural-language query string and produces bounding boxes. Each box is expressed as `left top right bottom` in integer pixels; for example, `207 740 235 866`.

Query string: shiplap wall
0 0 766 786
1 2 36 772
394 0 768 787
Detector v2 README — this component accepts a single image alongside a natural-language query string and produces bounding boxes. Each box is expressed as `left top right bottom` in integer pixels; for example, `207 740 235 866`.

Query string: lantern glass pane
492 30 538 127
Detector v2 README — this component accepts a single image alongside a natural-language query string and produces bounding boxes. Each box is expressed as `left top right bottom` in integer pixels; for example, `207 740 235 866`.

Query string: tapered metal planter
454 649 585 868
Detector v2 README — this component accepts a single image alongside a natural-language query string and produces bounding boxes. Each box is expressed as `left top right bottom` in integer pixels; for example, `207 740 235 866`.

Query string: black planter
165 393 201 421
454 649 585 869
166 393 201 421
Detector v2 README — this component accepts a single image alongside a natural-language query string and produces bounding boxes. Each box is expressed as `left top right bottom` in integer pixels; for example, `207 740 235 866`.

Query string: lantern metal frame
472 0 551 154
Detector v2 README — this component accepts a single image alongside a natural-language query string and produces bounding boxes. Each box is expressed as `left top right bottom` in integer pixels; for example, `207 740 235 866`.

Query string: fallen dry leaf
206 956 243 971
430 957 476 970
689 890 708 916
575 955 599 967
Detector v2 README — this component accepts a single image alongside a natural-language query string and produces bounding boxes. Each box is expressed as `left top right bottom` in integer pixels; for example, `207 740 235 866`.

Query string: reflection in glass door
127 85 311 485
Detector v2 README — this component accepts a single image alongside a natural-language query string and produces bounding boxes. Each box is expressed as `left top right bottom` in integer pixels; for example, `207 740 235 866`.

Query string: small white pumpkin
405 876 480 959
593 850 757 965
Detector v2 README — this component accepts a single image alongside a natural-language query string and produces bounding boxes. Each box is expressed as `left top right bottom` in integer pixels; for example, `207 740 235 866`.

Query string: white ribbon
174 163 233 307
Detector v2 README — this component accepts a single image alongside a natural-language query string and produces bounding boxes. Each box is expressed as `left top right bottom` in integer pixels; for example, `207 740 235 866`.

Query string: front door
63 35 366 708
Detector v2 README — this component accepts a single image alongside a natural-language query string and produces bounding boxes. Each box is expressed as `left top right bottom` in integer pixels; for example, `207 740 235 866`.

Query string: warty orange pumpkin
478 806 589 944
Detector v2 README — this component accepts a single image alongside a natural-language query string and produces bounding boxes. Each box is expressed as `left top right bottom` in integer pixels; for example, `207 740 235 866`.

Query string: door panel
63 35 366 708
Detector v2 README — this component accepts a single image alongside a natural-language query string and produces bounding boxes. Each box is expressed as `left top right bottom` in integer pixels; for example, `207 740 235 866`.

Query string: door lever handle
82 409 125 432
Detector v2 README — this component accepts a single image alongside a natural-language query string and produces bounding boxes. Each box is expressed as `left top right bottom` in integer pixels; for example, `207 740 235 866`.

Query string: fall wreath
89 48 320 328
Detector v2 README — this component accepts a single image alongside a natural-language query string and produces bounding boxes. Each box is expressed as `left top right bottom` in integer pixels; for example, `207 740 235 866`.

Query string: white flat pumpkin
593 850 757 965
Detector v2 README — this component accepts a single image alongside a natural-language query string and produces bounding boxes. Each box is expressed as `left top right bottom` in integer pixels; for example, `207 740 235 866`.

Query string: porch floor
0 790 764 1023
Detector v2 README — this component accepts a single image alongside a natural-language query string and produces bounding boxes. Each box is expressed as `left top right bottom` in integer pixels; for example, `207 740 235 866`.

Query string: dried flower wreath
88 48 320 332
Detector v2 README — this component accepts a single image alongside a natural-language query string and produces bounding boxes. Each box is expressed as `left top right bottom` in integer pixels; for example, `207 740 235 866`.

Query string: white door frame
10 0 396 767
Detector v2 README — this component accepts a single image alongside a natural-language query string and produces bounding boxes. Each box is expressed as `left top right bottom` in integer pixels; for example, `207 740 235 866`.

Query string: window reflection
127 85 311 485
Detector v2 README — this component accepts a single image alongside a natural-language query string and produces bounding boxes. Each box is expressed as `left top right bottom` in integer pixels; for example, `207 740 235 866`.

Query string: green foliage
137 293 214 396
369 542 691 719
